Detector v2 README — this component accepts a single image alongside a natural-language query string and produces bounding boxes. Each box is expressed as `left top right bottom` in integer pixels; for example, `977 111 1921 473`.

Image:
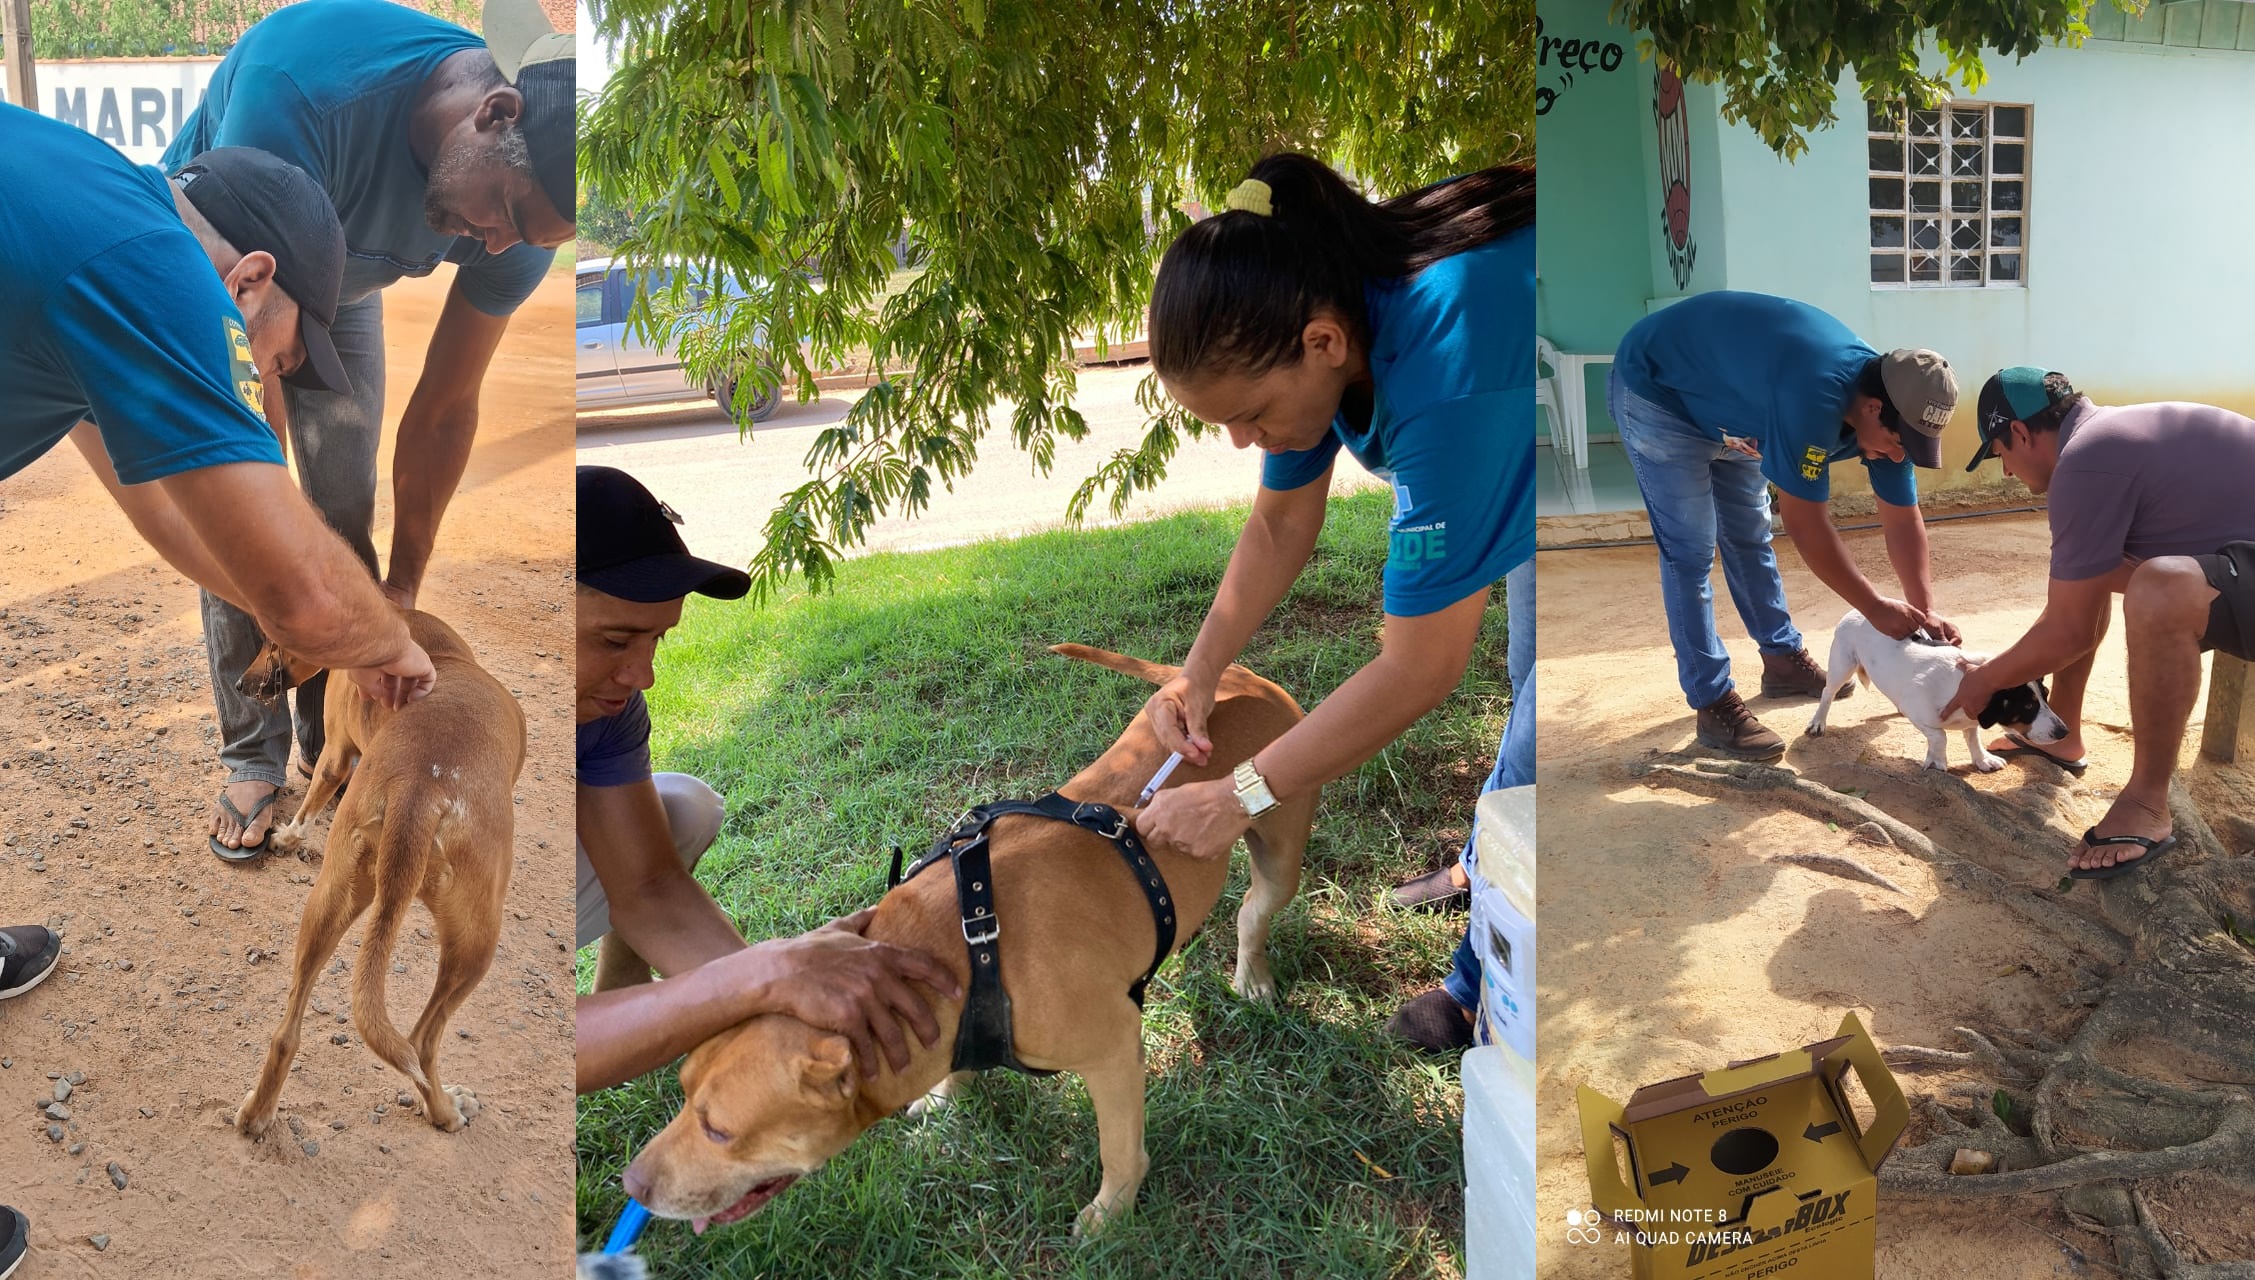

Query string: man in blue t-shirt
1609 291 1963 757
572 468 957 1094
1 107 434 705
163 0 577 857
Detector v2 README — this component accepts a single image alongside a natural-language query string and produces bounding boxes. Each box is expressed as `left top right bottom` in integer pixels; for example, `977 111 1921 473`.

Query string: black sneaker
0 1204 26 1280
0 926 59 1001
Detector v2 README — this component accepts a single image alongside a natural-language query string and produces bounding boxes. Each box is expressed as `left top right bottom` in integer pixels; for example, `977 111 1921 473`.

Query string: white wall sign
4 59 221 164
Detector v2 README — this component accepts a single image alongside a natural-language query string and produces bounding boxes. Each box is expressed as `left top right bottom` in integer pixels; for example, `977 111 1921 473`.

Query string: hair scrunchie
1222 178 1273 217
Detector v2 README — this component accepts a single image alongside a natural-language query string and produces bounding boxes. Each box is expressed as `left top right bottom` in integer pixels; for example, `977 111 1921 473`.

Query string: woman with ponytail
1134 153 1534 1052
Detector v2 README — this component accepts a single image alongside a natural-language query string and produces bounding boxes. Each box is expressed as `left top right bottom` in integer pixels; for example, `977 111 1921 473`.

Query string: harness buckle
962 913 1000 946
1070 800 1130 841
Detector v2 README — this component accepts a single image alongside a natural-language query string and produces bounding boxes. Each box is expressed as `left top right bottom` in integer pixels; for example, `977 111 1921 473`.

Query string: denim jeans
1608 367 1801 709
1442 557 1532 1013
201 292 386 787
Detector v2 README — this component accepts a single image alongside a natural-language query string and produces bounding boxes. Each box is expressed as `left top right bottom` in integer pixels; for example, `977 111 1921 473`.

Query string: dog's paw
429 1083 480 1132
1073 1198 1126 1240
233 1089 275 1139
1804 723 1825 738
1232 957 1277 1004
267 822 305 853
1922 757 1950 772
1970 753 2006 773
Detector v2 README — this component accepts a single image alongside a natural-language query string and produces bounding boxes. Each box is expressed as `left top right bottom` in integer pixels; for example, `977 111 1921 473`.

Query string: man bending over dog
1 106 434 707
1945 368 2255 879
573 467 957 1094
166 0 576 859
1608 291 1965 758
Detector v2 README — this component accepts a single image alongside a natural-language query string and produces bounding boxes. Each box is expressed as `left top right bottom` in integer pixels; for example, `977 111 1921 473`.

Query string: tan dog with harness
619 644 1316 1236
231 609 526 1137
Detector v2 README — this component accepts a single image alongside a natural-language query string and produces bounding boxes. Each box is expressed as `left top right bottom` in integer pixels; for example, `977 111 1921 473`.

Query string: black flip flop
2067 828 2178 881
209 787 279 863
1994 731 2089 777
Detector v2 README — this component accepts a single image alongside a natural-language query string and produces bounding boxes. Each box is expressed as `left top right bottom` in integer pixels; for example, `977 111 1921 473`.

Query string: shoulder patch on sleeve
224 317 267 419
1800 443 1827 481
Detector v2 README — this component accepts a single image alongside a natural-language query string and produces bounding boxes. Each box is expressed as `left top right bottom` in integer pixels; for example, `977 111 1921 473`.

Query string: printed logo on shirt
224 317 266 420
1386 473 1445 570
1800 443 1827 481
1390 520 1448 573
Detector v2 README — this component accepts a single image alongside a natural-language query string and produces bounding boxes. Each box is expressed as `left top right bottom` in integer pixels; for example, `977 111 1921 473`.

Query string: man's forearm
1779 498 1881 614
386 399 479 601
605 876 747 979
1978 612 2102 691
575 943 779 1092
157 462 409 669
386 288 512 601
71 424 255 612
1878 501 1936 613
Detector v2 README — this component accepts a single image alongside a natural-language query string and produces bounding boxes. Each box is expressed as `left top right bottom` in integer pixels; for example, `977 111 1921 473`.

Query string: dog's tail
1049 642 1287 707
350 791 442 1091
1049 643 1179 686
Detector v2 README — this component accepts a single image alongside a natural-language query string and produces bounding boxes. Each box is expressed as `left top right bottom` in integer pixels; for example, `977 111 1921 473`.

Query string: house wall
1713 36 2255 491
1538 0 2255 496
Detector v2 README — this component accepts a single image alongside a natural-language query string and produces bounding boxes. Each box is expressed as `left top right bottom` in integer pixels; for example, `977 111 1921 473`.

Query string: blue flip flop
2067 828 2177 880
209 787 279 863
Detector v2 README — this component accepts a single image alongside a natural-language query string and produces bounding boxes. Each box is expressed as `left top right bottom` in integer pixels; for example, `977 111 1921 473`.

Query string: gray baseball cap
1878 348 1958 469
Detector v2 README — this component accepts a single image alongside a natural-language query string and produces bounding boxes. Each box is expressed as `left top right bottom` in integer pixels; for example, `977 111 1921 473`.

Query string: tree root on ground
1629 753 2255 1280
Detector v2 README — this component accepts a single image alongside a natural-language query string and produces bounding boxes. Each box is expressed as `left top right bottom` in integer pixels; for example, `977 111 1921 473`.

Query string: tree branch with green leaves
1615 0 2144 158
579 0 1527 599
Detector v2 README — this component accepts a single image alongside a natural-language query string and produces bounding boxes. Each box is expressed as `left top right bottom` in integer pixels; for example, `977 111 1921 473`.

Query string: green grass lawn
576 489 1508 1278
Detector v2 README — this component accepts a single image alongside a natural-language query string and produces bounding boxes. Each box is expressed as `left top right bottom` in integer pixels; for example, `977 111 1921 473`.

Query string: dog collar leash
888 792 1178 1076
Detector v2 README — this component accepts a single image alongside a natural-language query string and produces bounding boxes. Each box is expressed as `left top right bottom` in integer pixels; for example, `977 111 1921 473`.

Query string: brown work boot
1760 647 1848 700
1696 690 1786 758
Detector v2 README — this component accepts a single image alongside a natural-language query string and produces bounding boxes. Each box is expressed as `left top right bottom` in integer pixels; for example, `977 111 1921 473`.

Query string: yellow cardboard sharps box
1576 1012 1910 1280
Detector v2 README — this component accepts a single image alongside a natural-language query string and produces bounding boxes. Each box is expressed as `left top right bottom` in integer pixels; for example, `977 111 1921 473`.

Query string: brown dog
620 644 1316 1236
231 609 526 1138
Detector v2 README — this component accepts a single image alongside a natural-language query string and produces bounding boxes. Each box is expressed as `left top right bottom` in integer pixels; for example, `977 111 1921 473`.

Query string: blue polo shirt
1260 225 1536 617
0 103 283 485
162 0 552 314
1614 291 1918 507
578 692 654 788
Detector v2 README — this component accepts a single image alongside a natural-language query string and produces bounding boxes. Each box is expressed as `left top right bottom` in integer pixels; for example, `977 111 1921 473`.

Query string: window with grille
1867 100 2028 287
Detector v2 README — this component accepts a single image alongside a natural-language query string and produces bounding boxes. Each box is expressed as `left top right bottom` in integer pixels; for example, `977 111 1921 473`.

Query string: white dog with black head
1805 610 2070 772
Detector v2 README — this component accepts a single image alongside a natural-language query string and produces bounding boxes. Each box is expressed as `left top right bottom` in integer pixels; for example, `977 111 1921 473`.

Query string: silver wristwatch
1233 760 1279 819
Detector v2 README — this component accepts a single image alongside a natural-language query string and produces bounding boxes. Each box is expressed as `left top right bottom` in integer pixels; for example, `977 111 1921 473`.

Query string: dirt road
1535 512 2251 1277
0 270 577 1277
574 364 1386 565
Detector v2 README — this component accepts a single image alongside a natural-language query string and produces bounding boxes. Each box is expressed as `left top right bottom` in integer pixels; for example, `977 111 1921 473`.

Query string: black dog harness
888 792 1176 1076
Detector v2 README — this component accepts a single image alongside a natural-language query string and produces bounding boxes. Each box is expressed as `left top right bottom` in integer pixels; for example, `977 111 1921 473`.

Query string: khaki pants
574 772 726 951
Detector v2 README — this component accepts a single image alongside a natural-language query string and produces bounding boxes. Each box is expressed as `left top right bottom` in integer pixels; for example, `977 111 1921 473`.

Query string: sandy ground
1535 512 2248 1278
574 364 1387 562
0 270 577 1277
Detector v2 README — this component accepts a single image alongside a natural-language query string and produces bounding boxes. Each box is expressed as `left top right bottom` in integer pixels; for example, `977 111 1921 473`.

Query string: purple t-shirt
2048 400 2255 581
576 691 653 787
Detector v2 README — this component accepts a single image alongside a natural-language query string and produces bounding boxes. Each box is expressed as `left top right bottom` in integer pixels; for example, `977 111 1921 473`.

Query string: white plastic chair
1535 336 1571 468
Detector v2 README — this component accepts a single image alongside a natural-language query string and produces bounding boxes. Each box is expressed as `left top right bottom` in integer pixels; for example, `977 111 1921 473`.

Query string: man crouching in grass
573 465 957 1094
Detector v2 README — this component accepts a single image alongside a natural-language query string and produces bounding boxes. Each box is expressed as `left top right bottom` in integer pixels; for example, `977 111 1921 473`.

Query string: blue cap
1968 366 2072 471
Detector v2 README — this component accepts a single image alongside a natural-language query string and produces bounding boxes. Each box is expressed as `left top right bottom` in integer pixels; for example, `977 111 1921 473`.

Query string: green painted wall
1532 0 1650 436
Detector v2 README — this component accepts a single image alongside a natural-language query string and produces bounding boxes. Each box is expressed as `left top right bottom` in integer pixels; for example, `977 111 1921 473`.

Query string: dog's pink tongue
690 1216 711 1236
